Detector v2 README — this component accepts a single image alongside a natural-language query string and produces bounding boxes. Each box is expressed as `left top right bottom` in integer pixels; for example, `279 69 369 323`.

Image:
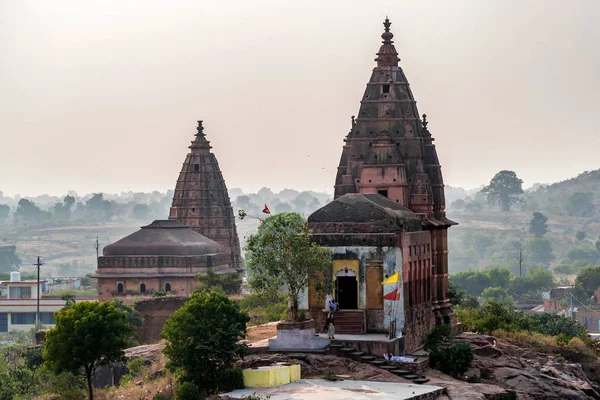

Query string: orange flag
263 204 271 215
383 288 400 301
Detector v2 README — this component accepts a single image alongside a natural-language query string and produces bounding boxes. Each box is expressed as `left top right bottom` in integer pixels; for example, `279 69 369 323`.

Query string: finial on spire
190 119 211 152
196 120 204 137
375 17 400 67
351 115 356 127
422 114 428 129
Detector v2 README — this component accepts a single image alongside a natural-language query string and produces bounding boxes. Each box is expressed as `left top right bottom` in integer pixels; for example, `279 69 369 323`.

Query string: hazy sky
1 0 599 197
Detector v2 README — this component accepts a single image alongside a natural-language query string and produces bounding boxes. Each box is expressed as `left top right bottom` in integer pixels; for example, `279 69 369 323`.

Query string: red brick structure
332 18 456 325
169 121 243 271
92 220 233 303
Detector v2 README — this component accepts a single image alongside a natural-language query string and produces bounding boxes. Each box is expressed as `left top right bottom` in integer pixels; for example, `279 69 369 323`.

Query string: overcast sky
1 0 599 197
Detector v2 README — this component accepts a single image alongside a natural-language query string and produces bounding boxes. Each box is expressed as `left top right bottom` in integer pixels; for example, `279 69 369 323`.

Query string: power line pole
94 237 99 267
519 249 523 277
570 291 574 320
33 256 44 327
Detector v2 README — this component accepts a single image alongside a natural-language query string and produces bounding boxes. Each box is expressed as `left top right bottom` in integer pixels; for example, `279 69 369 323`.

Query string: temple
305 18 456 353
93 220 233 303
168 121 243 271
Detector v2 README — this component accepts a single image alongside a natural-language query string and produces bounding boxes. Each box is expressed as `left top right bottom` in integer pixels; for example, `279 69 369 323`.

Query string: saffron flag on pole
381 272 399 285
263 204 271 215
383 288 400 301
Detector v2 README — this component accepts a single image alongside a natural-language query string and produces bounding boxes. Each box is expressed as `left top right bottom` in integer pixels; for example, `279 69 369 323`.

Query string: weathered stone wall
134 296 188 344
403 301 435 354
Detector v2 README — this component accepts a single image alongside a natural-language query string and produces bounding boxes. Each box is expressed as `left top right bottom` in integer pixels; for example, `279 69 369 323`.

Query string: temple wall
134 296 188 344
97 277 197 304
303 245 403 334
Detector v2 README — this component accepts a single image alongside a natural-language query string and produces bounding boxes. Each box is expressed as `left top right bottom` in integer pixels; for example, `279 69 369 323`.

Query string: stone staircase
331 310 366 334
329 343 431 385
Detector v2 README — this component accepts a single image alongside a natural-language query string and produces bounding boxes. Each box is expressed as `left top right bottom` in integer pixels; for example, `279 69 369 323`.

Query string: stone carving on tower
169 121 243 271
333 18 457 323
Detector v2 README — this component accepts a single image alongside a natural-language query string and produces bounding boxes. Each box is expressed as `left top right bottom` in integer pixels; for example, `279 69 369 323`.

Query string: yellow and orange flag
263 204 271 215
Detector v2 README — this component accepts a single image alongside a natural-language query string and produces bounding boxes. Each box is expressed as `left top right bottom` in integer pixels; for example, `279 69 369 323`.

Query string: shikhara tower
169 121 242 271
333 18 456 323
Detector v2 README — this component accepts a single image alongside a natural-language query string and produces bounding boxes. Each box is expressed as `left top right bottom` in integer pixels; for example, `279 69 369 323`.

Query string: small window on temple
140 283 146 293
165 282 171 292
191 208 195 212
194 164 200 171
117 283 123 293
378 189 388 198
382 84 390 94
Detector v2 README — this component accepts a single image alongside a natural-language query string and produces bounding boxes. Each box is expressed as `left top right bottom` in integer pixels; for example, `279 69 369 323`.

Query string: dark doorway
0 313 7 332
378 189 388 198
336 276 358 309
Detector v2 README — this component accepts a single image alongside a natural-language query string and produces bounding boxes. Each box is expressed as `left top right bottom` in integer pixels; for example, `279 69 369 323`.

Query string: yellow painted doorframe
332 259 360 309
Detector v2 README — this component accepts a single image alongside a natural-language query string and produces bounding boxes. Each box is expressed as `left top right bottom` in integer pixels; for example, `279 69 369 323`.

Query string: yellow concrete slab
243 365 300 387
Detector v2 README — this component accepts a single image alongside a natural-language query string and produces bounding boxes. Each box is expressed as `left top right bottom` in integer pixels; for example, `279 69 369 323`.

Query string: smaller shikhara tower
169 121 242 271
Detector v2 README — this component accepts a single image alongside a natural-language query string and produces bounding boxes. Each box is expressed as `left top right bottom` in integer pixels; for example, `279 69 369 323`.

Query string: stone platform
330 333 404 357
222 378 444 399
268 320 329 351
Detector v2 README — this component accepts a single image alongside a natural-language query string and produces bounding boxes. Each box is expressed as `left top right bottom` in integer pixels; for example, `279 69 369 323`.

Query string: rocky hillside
99 329 600 400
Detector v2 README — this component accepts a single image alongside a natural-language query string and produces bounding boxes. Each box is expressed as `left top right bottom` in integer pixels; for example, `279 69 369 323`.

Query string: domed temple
168 121 243 271
93 220 233 303
305 18 456 353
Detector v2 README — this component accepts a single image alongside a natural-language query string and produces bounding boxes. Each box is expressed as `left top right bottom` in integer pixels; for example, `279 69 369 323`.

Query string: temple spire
375 17 400 67
190 120 212 152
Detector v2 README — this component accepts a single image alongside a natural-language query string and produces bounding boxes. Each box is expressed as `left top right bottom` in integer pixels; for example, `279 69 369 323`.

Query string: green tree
0 204 9 223
573 266 600 303
245 212 332 321
525 238 555 267
53 195 76 221
480 170 524 212
14 198 51 225
132 204 151 221
566 192 596 217
161 291 249 396
196 269 242 295
576 231 587 241
43 301 135 400
0 245 22 273
481 287 514 305
529 212 549 238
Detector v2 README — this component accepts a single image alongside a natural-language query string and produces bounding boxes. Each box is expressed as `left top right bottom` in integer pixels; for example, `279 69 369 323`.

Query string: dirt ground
245 322 277 343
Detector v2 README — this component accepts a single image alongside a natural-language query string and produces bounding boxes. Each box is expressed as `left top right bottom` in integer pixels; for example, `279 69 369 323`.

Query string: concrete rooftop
222 378 444 399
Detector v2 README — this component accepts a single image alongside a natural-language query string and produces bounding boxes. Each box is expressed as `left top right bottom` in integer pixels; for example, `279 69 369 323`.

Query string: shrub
176 381 203 400
216 367 244 393
127 358 147 376
162 291 249 396
456 300 587 341
429 342 474 378
424 324 452 352
240 293 287 326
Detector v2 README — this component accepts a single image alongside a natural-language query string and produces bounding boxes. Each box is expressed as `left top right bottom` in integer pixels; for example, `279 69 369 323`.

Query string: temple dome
103 220 223 257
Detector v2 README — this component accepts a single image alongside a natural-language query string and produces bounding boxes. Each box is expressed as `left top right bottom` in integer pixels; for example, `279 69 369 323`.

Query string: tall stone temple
169 121 243 271
305 18 456 353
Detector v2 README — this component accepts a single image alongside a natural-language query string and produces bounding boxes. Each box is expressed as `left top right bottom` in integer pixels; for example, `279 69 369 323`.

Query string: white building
0 272 91 333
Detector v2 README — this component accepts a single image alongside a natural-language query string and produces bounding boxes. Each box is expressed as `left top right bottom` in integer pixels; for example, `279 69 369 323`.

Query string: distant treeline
0 188 332 226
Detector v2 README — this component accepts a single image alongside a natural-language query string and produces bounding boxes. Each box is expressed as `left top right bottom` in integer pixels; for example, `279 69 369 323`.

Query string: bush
240 293 287 326
176 381 203 400
424 324 452 352
429 342 474 378
456 300 587 340
196 270 242 295
162 291 249 396
127 357 147 376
